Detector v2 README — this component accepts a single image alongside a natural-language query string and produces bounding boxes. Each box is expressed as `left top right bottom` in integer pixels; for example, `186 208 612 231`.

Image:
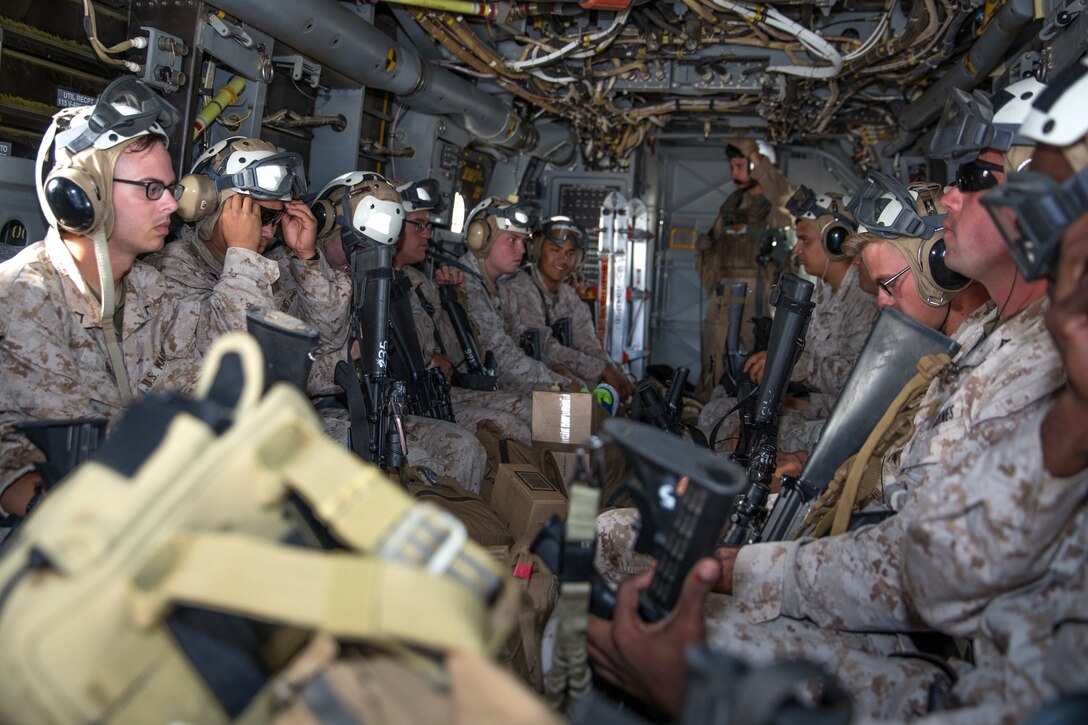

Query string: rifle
760 307 960 541
552 317 573 347
588 419 745 621
719 282 750 397
634 366 708 448
334 236 408 471
519 328 542 361
388 275 455 422
244 306 319 392
724 273 815 546
438 283 498 391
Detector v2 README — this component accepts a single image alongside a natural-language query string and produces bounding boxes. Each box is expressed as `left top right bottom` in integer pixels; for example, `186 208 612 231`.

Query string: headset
787 187 858 260
464 196 539 253
309 171 404 246
38 76 178 237
174 136 307 223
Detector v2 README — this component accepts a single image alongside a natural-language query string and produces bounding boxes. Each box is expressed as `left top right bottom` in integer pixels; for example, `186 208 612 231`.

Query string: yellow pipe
193 75 247 141
381 0 498 19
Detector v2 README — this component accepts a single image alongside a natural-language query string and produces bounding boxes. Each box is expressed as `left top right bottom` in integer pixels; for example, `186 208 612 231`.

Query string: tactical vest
0 334 515 724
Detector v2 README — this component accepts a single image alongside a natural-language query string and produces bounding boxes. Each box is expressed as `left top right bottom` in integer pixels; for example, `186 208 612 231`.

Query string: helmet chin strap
92 228 132 404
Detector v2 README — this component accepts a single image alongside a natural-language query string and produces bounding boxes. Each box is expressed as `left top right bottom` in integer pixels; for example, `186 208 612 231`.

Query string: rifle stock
591 419 745 621
761 307 960 541
244 306 319 393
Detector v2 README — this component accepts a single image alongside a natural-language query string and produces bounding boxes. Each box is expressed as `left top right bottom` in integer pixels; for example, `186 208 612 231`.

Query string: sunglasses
877 265 912 296
953 160 1003 193
259 206 285 227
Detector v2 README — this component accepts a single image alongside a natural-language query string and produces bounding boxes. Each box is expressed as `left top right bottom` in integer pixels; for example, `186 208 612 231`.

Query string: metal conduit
210 0 571 156
898 0 1036 132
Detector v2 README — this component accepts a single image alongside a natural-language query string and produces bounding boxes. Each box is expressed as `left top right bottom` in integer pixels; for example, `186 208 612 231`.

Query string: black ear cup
824 224 850 258
44 169 101 234
927 238 970 292
467 219 490 251
311 199 337 238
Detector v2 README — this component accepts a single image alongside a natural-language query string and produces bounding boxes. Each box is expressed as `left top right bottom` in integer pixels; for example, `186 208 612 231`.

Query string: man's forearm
1042 391 1088 477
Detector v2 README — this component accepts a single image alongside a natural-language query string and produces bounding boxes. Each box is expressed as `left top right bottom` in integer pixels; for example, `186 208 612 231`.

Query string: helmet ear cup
925 237 970 293
44 167 102 234
174 174 220 222
467 218 490 251
311 198 337 238
822 221 851 260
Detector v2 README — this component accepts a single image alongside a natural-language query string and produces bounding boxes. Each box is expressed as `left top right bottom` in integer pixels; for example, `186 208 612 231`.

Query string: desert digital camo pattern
697 264 876 438
319 408 486 493
0 231 206 502
499 268 610 382
707 296 1067 722
593 507 652 586
459 252 569 391
147 225 351 395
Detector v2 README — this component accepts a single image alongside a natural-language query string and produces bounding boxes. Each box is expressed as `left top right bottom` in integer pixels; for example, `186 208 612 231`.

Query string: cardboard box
531 389 603 451
491 463 567 540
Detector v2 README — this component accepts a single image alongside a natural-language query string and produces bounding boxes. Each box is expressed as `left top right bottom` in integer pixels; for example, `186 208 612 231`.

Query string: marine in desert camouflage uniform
391 179 533 444
587 130 1080 720
0 82 207 519
458 199 575 393
500 215 635 401
696 139 795 397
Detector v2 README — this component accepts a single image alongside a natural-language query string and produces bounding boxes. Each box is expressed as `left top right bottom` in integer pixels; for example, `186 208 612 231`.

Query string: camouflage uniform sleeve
750 156 796 214
902 409 1088 634
151 233 280 341
462 262 567 388
557 283 609 380
401 267 441 364
806 271 878 396
270 248 351 353
732 514 926 631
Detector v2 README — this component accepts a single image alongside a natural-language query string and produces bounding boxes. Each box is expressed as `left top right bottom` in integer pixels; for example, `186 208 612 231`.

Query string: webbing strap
94 230 132 404
128 530 494 654
544 482 598 707
269 425 503 602
829 353 952 536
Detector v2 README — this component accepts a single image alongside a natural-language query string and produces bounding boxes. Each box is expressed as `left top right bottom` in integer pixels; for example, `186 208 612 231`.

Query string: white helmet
1020 56 1088 149
312 171 404 246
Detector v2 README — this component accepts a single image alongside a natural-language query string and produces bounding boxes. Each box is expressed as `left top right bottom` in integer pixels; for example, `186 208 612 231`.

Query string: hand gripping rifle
333 234 409 471
760 307 960 541
588 419 746 622
438 283 498 391
388 274 455 423
724 273 815 546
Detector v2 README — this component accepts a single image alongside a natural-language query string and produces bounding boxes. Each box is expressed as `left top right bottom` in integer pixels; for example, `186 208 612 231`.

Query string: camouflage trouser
320 409 486 494
704 595 948 722
450 387 533 444
697 389 739 451
594 508 652 586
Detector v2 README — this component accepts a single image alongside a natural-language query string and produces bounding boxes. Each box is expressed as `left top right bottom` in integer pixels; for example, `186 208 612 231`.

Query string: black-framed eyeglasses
407 219 432 234
877 265 912 296
259 206 285 227
953 159 1003 193
115 177 181 201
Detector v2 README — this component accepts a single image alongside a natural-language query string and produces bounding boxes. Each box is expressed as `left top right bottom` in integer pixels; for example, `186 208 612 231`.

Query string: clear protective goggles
64 76 180 154
541 216 586 249
399 178 445 213
848 171 944 241
980 167 1088 280
208 151 307 200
